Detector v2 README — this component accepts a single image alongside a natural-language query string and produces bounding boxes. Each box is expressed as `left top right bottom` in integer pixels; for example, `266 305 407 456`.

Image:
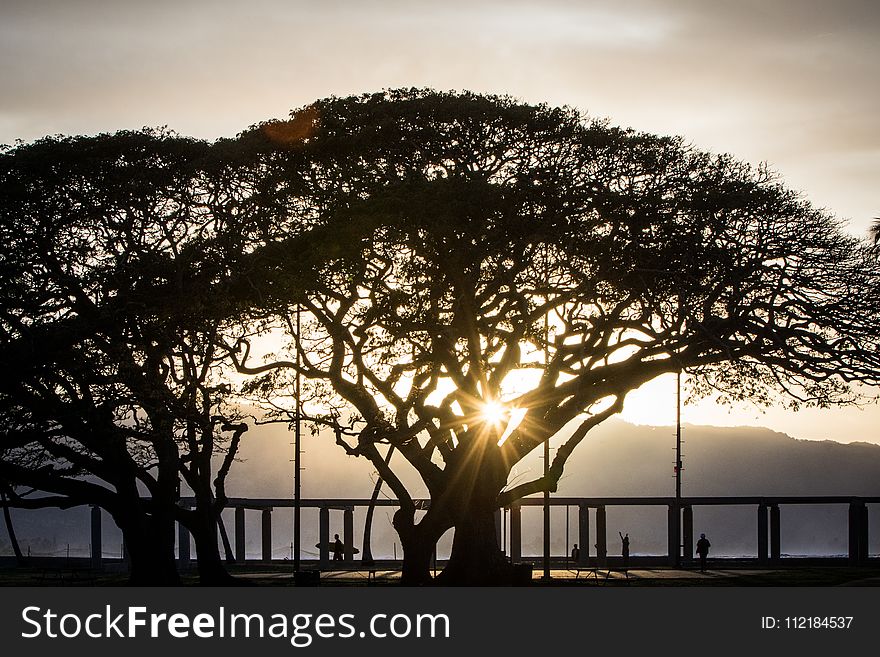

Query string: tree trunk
0 491 25 566
434 439 512 585
392 507 444 586
399 530 436 586
362 446 395 565
217 513 235 563
361 494 378 565
437 506 512 585
115 510 180 585
188 511 240 585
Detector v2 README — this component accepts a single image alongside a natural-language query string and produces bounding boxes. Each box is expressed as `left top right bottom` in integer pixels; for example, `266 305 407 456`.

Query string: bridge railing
4 495 876 571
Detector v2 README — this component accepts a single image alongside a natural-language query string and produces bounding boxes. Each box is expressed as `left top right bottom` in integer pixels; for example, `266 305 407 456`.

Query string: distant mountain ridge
217 418 880 499
3 420 879 558
553 420 880 498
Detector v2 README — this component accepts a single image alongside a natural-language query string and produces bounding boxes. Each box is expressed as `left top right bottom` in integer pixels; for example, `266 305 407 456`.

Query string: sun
481 400 507 427
478 400 529 445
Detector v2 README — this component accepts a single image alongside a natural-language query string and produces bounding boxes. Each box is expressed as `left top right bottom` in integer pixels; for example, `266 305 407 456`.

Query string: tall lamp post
676 371 682 501
674 370 683 566
293 305 302 573
542 312 551 580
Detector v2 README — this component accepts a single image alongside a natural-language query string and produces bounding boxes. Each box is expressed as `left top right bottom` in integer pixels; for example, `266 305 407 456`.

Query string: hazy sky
2 0 878 442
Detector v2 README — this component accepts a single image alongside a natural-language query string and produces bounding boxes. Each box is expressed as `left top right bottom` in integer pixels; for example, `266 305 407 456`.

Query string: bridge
7 495 875 571
174 496 875 570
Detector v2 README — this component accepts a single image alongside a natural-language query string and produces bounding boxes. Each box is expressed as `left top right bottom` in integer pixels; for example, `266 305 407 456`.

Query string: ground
1 564 879 586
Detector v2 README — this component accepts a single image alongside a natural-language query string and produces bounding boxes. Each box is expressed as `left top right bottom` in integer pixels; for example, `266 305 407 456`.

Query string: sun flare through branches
480 400 507 427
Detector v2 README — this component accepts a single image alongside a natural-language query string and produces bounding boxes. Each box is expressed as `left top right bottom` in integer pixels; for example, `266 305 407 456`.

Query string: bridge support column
578 504 589 566
90 505 103 571
758 503 770 564
510 503 521 562
234 507 246 563
261 509 272 562
667 504 680 566
494 508 502 550
343 507 354 561
770 504 781 563
596 506 607 566
319 507 330 567
849 501 869 565
757 504 768 564
683 505 693 563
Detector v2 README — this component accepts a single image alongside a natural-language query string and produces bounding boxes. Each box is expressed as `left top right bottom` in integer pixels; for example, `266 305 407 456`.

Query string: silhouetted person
570 543 580 563
696 533 711 572
619 532 630 568
333 533 344 561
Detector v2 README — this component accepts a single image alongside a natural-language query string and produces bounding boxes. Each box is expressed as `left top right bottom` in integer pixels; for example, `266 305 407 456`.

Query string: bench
572 567 630 584
573 567 600 580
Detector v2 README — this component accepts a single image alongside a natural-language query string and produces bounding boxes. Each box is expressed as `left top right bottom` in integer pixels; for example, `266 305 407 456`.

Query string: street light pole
674 370 683 567
294 305 302 573
676 371 682 502
542 311 551 580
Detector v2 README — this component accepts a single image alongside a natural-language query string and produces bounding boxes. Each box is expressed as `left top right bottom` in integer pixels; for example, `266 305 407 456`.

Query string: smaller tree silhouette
0 131 252 584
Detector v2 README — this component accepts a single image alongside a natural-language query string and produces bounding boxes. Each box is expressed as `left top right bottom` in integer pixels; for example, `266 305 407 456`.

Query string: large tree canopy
2 90 879 586
230 90 880 584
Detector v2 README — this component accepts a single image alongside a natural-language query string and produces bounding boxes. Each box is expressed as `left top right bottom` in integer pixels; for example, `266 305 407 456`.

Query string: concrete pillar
848 502 859 563
757 504 769 564
510 503 522 562
90 506 102 571
667 504 680 566
770 504 781 563
494 508 502 550
177 522 191 566
319 507 330 567
261 509 272 562
683 505 693 562
849 501 869 565
596 506 607 566
577 504 589 566
234 506 246 563
343 507 354 561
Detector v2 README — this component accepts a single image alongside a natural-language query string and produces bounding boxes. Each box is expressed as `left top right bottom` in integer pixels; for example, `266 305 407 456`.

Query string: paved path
3 564 876 586
242 566 802 585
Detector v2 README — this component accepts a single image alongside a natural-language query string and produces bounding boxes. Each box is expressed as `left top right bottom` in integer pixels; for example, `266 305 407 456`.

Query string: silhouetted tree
231 90 880 584
0 130 252 584
4 91 879 587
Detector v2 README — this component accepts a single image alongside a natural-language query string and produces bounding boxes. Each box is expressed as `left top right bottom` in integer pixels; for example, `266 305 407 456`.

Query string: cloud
1 0 877 230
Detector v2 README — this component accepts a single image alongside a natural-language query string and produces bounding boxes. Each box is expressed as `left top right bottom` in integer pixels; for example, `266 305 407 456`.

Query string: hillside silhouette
219 418 880 499
557 420 880 498
3 420 878 560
